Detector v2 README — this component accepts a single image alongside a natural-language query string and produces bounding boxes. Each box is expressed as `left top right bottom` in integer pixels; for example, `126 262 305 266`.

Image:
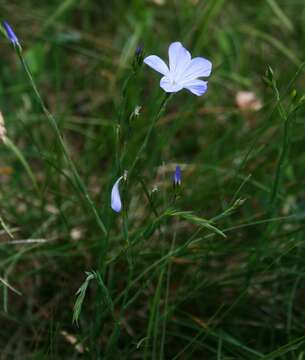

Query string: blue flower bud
3 21 20 48
111 176 123 213
135 44 143 57
133 43 144 70
173 165 182 186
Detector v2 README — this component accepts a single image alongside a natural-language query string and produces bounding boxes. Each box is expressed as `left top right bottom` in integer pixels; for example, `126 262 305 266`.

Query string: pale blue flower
111 176 123 213
173 165 182 185
144 42 212 96
2 21 20 47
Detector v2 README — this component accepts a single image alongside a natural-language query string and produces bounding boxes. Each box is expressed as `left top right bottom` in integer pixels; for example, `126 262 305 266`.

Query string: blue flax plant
2 24 246 357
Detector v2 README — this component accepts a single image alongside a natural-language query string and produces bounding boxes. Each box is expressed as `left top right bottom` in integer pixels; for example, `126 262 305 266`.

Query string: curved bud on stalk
111 176 124 213
0 112 7 142
2 21 20 48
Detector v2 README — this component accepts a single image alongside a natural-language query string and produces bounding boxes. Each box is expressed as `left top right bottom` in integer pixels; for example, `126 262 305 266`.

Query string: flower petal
182 57 212 82
144 55 170 76
168 42 191 81
160 76 183 93
183 79 208 96
111 176 123 213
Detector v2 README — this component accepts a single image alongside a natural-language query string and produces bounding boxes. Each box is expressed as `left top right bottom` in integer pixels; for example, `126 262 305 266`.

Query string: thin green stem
269 113 293 208
17 50 107 236
160 218 178 359
129 93 173 176
268 69 295 211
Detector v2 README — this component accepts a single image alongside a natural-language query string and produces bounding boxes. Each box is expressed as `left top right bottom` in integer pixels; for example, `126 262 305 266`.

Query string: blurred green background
1 0 305 359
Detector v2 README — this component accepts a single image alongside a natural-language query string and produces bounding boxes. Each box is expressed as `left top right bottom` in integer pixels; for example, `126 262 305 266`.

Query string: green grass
1 0 305 359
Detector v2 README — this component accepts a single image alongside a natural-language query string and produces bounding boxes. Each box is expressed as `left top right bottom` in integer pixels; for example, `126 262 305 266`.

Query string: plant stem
130 93 173 176
269 113 293 209
17 49 107 236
